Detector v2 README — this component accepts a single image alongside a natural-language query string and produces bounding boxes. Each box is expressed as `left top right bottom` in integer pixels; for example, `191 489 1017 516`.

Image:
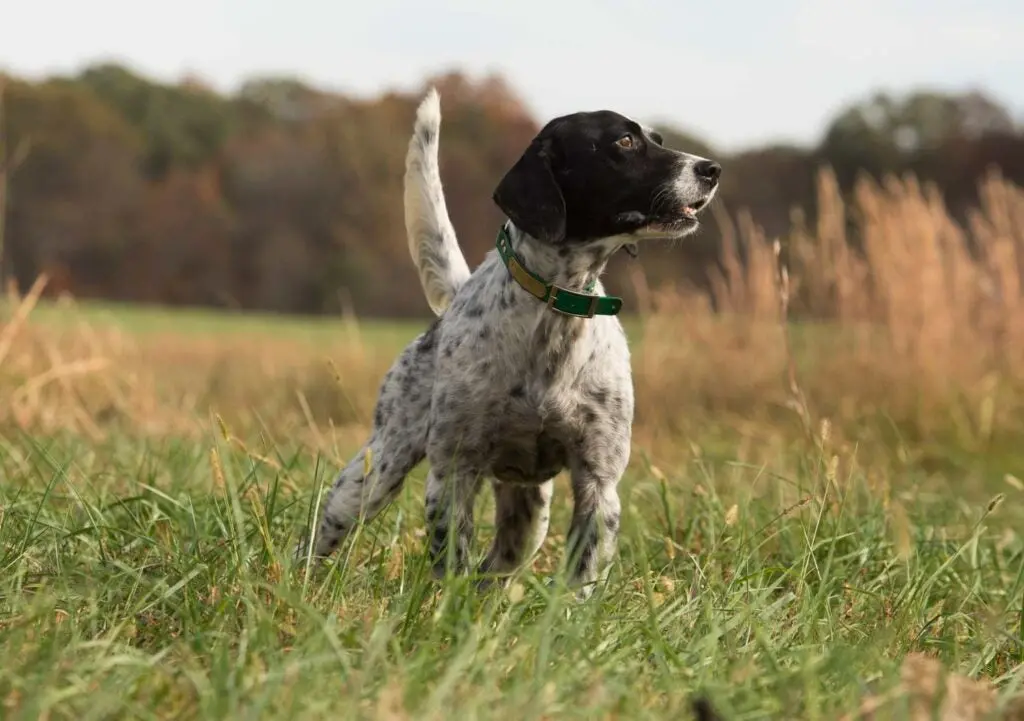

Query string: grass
3 166 1024 718
2 426 1022 720
22 298 423 347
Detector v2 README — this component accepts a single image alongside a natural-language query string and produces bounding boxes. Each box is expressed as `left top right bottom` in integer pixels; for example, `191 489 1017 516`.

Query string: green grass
2 428 1022 720
22 298 426 347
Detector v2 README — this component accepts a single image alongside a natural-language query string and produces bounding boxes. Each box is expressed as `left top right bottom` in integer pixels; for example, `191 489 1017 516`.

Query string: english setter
298 88 721 598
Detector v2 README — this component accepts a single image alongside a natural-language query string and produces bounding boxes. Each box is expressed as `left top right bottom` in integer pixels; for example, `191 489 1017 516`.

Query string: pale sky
3 0 1023 152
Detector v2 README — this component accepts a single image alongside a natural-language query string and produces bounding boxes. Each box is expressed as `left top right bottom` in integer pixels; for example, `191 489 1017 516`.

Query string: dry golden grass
637 168 1024 460
0 287 393 472
842 653 1024 721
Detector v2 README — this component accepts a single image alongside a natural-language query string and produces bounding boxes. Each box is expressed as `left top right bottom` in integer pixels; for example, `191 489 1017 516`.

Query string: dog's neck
506 223 624 293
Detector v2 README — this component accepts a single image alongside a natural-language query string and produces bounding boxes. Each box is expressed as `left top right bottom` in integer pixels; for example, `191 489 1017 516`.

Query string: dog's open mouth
681 199 707 220
641 199 709 234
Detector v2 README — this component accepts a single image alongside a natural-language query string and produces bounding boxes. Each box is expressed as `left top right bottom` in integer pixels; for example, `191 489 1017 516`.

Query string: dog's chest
436 290 631 483
486 394 570 485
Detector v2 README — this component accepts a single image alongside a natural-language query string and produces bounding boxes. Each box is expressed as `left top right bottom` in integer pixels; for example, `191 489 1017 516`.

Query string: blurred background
1 0 1023 470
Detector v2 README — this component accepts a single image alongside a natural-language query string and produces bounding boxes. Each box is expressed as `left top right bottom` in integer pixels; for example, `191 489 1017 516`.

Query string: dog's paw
292 534 311 562
429 561 445 581
572 583 596 603
474 573 511 594
292 533 327 569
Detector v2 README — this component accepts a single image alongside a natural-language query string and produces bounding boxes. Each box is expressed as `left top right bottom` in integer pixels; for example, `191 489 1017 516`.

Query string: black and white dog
299 88 720 598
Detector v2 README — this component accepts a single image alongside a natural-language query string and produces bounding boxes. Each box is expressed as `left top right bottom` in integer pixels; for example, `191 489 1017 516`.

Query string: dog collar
495 225 623 318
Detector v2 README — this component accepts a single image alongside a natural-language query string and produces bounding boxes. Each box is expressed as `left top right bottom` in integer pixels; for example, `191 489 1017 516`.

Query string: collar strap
495 224 623 318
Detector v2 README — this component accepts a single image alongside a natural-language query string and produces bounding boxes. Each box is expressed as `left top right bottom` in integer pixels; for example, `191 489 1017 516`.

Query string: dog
298 88 720 598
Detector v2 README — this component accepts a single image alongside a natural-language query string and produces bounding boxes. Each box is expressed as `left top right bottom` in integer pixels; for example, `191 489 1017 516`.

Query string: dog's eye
616 134 635 149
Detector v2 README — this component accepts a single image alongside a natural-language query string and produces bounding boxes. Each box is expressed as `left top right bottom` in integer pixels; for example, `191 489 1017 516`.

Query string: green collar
495 225 623 318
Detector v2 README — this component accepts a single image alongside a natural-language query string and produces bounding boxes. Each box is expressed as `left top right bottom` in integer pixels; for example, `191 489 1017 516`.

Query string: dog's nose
694 159 722 182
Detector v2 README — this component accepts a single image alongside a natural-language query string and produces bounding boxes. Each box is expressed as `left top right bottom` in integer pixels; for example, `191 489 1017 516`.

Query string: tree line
1 63 1022 317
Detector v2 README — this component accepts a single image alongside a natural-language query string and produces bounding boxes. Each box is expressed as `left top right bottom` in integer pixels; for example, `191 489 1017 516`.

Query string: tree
2 63 1023 318
3 78 143 294
77 62 235 178
819 89 1017 186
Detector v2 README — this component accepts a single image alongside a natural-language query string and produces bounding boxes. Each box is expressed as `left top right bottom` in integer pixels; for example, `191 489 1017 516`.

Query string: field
2 169 1024 720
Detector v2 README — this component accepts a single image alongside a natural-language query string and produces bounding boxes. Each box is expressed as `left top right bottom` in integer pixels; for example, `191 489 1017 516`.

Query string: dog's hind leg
564 429 630 599
423 465 484 578
299 322 438 560
307 431 425 558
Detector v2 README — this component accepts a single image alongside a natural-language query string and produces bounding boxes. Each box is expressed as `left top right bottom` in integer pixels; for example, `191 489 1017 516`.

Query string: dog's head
493 110 720 245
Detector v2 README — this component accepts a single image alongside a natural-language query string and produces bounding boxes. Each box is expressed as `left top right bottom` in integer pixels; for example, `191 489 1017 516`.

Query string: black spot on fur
570 527 597 576
604 512 620 535
442 335 463 358
608 394 625 418
502 545 519 565
510 384 525 398
418 318 441 354
578 457 595 478
429 524 447 558
434 245 449 270
478 326 491 340
466 303 485 318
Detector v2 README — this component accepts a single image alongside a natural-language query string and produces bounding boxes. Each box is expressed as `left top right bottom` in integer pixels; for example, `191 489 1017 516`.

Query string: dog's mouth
618 196 713 238
642 198 710 234
680 198 708 220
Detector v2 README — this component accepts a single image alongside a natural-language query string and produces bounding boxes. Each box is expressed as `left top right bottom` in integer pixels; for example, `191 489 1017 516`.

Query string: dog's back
403 89 472 316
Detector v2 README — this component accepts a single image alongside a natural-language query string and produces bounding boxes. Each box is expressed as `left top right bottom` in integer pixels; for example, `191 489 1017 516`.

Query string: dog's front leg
564 435 629 600
477 479 555 588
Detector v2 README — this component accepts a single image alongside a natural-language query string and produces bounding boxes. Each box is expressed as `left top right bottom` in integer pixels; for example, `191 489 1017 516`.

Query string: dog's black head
493 109 721 245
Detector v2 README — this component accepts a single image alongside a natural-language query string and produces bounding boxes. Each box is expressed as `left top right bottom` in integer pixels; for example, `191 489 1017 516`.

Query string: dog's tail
404 88 472 316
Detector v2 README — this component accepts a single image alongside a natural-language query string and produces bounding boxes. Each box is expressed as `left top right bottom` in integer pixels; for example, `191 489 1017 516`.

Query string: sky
3 0 1023 152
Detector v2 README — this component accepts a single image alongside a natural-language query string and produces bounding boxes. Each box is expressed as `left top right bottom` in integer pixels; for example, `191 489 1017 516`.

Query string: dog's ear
492 138 566 243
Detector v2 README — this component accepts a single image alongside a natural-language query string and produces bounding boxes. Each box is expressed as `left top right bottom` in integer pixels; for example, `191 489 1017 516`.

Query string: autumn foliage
2 64 1023 318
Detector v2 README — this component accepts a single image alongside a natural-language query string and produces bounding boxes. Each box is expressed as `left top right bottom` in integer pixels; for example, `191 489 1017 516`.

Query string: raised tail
403 88 472 316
